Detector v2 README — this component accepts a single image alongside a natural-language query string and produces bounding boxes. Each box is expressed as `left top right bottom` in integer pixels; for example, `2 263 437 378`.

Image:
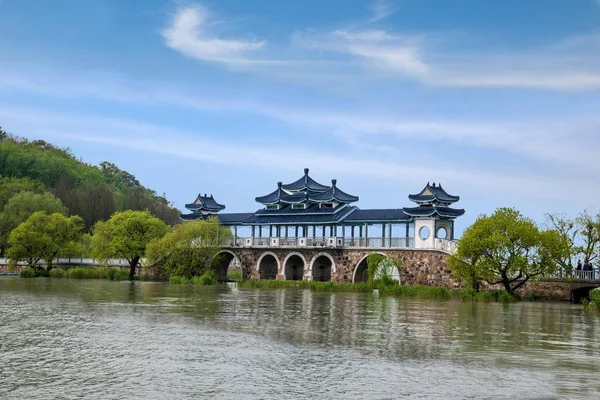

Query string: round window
419 226 430 240
436 227 447 239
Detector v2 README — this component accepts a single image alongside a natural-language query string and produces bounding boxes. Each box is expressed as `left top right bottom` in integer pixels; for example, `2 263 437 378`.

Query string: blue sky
1 0 599 234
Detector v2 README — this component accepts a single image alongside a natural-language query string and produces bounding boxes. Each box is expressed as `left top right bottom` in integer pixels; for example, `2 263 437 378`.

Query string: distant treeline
0 126 180 230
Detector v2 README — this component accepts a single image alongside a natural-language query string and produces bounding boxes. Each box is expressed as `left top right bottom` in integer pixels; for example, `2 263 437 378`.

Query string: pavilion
180 168 464 249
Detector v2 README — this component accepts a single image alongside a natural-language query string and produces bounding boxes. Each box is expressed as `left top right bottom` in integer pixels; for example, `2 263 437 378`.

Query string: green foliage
49 268 65 278
0 136 181 229
62 267 129 280
91 210 169 280
227 270 243 282
7 211 83 269
19 268 37 278
545 211 600 271
145 217 232 279
590 288 600 307
237 280 523 302
366 253 402 285
190 272 217 285
449 207 567 294
0 176 45 210
0 191 67 253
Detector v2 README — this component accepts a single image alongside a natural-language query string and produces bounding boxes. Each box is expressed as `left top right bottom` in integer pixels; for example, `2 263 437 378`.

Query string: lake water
1 278 599 399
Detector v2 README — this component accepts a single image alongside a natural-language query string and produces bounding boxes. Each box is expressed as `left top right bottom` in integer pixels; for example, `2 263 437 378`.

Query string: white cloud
1 105 593 204
161 5 268 65
1 68 598 175
369 0 395 22
295 28 600 90
158 4 600 91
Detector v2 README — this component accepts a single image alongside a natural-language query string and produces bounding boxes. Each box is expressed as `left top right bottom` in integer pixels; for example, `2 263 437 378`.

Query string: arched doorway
310 253 334 282
211 251 240 282
283 253 306 281
352 253 400 283
257 252 279 280
353 255 370 283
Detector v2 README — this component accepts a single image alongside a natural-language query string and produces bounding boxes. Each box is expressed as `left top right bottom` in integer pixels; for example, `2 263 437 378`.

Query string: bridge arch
309 252 336 282
257 251 280 280
282 252 307 281
352 252 401 283
352 252 386 283
572 286 598 303
211 250 241 282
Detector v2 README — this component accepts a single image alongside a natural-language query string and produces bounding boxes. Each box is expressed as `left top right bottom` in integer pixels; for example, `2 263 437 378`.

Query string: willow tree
91 210 169 280
0 191 67 255
448 207 568 294
7 211 83 269
145 217 232 279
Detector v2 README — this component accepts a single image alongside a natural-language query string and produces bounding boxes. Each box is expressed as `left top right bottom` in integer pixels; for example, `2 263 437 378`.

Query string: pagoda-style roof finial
277 181 282 188
304 168 309 175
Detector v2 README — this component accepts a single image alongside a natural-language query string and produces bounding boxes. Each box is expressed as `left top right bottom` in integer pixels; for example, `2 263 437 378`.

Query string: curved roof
281 168 330 192
344 209 410 222
408 183 460 204
402 206 465 218
309 179 359 203
185 194 225 211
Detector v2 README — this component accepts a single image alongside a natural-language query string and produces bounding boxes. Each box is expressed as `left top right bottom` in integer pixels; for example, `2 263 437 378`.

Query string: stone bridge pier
212 247 461 288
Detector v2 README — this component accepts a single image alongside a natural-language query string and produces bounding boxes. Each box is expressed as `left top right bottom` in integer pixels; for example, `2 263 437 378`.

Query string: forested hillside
0 126 180 230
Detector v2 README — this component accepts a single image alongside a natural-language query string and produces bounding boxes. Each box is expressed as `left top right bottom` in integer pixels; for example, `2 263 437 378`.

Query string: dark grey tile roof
309 179 359 203
243 207 357 225
408 183 460 204
344 209 410 222
255 203 347 216
185 194 226 211
402 206 465 218
281 168 330 191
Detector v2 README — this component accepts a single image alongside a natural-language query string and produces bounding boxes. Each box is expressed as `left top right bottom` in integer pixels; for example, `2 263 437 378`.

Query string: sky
1 0 599 235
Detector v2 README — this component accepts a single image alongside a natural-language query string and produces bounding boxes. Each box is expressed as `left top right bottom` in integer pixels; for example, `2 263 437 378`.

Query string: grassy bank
237 279 521 302
19 267 151 281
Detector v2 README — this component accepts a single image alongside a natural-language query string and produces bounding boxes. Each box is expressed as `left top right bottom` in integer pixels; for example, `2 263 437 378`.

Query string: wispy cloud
294 28 600 90
159 3 600 91
161 5 269 65
1 105 594 205
368 0 395 22
1 67 598 175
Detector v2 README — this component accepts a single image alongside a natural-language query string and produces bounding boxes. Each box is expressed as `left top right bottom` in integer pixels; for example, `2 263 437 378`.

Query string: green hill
0 126 181 230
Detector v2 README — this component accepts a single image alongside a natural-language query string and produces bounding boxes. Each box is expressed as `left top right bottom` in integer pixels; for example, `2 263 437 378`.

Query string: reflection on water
1 278 599 399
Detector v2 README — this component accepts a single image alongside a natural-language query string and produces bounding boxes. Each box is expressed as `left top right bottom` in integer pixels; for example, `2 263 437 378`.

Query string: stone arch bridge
212 246 458 287
211 247 600 302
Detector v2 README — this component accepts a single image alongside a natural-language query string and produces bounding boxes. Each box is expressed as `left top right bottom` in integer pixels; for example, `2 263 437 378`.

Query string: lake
1 278 599 399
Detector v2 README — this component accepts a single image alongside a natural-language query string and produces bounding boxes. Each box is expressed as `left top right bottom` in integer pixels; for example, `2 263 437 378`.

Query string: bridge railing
0 257 129 267
225 236 442 250
546 269 600 281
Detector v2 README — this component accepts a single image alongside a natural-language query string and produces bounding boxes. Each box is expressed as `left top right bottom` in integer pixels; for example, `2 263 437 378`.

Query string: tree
6 212 83 269
366 253 402 285
448 207 567 294
545 210 600 269
145 217 232 279
575 210 600 264
0 191 67 254
0 176 45 210
91 210 169 280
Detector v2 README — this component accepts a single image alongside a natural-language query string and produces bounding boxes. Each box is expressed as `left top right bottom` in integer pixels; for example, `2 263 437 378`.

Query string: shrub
590 288 600 306
49 268 65 278
19 268 37 278
227 270 243 282
35 268 50 277
191 273 217 285
113 270 130 281
169 276 189 284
